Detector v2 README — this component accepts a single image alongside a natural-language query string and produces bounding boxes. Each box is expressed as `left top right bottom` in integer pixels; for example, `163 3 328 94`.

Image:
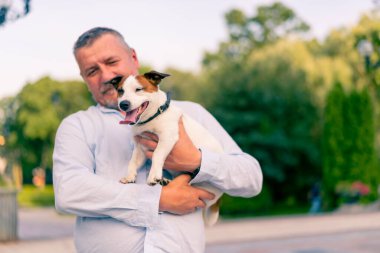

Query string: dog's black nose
119 100 130 111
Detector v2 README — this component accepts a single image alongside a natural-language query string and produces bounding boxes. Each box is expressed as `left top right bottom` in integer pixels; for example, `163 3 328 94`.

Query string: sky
0 0 375 98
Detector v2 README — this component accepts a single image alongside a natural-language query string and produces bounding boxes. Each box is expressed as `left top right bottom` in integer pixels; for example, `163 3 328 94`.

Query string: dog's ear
143 71 170 86
106 75 123 89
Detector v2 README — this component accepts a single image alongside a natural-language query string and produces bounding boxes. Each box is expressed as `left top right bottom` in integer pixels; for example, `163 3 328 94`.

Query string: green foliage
323 84 378 208
162 67 206 104
226 1 310 46
204 1 309 67
17 184 55 207
204 39 322 207
344 88 378 200
322 83 346 207
201 2 379 215
199 2 379 216
220 185 272 217
1 77 93 183
353 13 380 88
250 2 310 44
220 186 310 218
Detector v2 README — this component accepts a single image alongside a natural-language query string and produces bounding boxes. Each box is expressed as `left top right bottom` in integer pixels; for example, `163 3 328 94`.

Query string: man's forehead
75 47 120 72
76 34 125 55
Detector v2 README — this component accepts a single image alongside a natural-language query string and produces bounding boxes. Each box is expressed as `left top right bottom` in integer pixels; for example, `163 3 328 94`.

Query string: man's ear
143 70 170 86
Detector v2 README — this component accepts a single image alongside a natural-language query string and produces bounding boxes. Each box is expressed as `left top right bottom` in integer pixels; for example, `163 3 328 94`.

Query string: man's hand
159 174 215 215
134 118 201 172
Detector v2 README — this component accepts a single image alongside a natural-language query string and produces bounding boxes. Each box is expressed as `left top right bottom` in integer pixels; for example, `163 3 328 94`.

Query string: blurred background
1 0 380 251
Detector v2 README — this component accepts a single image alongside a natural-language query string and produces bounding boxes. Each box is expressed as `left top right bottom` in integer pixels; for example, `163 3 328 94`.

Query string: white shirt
53 101 262 253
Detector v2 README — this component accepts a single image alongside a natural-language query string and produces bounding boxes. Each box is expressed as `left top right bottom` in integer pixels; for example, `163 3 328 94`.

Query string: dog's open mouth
119 101 149 125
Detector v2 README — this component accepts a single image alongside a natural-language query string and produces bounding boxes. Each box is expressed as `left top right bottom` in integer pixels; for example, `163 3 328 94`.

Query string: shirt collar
96 104 124 117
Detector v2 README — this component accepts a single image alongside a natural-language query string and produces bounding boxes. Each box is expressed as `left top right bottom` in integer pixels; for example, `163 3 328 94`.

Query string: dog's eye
117 89 124 96
136 88 143 92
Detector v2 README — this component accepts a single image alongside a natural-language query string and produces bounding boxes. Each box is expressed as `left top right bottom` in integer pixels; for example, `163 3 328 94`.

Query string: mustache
100 86 116 94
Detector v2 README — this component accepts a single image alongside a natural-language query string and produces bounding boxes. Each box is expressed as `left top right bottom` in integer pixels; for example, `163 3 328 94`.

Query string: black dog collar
137 92 171 125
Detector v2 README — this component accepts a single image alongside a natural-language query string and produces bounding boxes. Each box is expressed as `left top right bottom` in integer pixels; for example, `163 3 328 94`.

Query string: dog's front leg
147 133 178 185
120 144 146 184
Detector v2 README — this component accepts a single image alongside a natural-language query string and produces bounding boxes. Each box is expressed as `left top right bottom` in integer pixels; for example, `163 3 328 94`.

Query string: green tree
322 83 346 207
323 84 377 208
200 2 356 214
203 1 310 66
353 13 380 90
203 39 322 213
2 77 93 183
343 88 377 198
352 14 380 169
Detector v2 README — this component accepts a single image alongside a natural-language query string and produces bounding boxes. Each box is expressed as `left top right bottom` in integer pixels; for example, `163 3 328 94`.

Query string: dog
110 70 223 226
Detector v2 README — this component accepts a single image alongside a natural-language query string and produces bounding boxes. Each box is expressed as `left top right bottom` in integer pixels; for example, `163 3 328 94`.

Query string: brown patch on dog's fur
136 75 158 92
210 198 221 213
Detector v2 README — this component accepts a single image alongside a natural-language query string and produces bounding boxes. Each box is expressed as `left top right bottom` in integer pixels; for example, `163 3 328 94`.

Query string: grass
17 184 55 208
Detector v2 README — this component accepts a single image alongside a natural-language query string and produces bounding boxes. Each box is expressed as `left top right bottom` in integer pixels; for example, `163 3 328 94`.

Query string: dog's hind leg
120 145 146 184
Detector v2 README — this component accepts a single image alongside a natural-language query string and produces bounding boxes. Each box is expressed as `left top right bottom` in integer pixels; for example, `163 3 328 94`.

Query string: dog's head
112 70 170 125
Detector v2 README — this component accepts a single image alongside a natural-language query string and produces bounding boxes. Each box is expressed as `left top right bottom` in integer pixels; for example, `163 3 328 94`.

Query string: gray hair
73 27 129 53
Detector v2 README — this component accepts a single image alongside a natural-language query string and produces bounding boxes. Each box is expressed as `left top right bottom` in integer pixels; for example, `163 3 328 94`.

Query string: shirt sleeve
188 103 263 198
53 115 161 228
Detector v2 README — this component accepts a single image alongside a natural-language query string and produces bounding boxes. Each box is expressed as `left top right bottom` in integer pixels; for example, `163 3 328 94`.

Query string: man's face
75 33 140 108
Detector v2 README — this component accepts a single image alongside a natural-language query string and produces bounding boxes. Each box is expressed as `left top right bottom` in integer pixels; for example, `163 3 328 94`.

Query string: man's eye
87 69 97 77
107 59 118 65
117 89 124 96
136 88 143 92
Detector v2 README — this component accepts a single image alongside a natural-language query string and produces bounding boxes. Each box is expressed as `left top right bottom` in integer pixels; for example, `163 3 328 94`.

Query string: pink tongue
119 108 139 124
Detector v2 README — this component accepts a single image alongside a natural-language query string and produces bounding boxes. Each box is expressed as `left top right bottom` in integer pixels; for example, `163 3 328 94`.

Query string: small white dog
111 71 223 226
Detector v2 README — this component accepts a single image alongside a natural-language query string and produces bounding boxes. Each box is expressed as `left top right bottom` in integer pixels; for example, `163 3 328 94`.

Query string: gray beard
103 100 119 110
104 103 119 110
93 95 119 110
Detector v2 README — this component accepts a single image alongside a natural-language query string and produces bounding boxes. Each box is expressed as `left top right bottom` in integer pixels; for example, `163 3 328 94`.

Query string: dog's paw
147 177 171 186
158 177 171 186
147 178 159 186
120 177 136 184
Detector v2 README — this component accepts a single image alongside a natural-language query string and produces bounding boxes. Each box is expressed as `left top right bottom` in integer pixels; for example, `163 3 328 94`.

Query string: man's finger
172 174 191 184
145 150 153 159
141 132 159 142
196 188 215 201
178 116 184 126
197 199 206 209
178 117 186 134
136 136 157 150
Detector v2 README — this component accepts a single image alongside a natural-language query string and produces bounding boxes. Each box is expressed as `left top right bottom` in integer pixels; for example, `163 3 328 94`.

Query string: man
53 27 262 253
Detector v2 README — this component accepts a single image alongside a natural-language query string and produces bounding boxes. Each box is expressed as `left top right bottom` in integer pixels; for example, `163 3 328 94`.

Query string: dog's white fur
117 73 223 226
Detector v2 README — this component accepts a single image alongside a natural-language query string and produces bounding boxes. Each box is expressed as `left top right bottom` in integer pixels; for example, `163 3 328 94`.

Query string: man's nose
100 69 117 85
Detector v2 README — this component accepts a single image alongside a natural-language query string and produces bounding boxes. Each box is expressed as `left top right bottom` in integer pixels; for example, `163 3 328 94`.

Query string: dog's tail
203 198 221 227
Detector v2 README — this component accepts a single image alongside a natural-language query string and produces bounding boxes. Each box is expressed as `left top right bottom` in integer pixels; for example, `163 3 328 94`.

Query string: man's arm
53 116 165 228
158 174 214 214
136 102 263 198
53 114 211 223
